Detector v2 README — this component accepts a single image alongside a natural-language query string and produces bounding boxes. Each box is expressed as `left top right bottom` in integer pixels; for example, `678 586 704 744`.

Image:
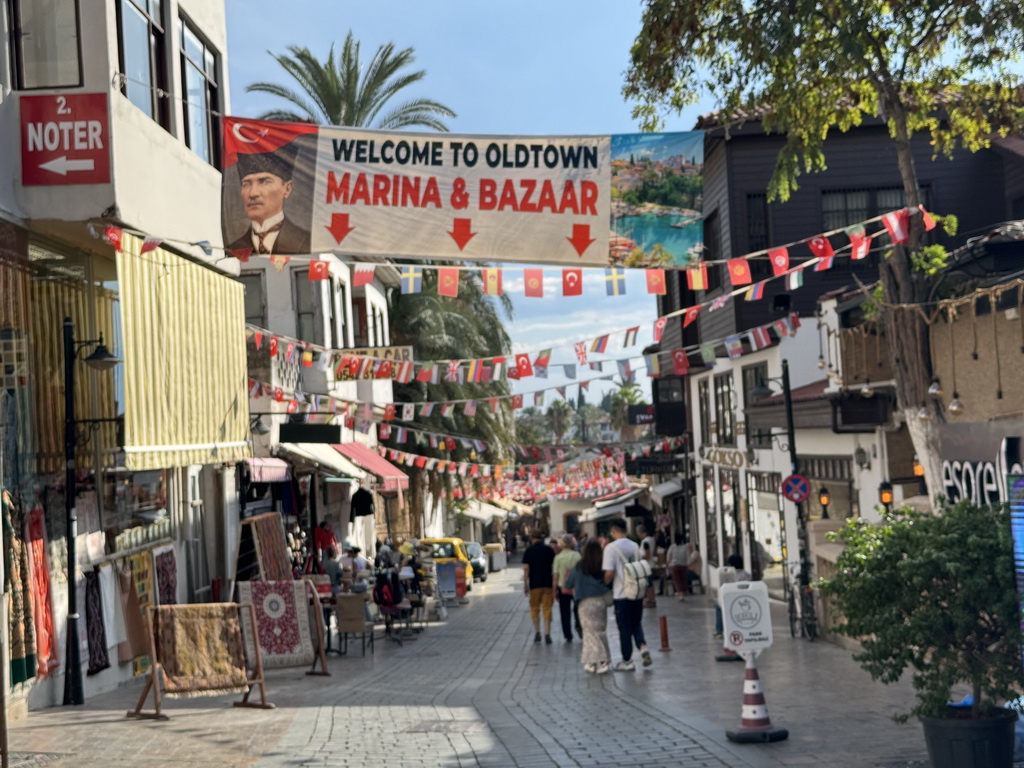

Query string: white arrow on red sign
39 156 96 176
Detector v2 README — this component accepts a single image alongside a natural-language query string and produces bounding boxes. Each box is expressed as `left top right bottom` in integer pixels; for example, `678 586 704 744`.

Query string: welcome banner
222 117 703 267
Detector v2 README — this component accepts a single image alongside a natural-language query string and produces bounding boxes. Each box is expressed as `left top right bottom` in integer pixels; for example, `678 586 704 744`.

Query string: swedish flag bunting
605 268 626 296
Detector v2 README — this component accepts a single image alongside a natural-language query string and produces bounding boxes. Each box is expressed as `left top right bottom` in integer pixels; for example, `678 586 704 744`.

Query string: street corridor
9 561 935 768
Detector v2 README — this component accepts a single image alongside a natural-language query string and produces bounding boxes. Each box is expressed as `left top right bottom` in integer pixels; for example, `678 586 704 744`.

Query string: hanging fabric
3 490 36 685
85 570 110 675
26 505 58 678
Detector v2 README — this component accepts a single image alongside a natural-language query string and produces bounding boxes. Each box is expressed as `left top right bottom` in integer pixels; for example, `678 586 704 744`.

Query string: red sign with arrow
21 93 110 186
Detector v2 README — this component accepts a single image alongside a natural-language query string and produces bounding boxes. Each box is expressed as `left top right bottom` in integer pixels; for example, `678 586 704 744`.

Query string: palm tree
608 381 645 443
545 400 574 445
247 32 456 130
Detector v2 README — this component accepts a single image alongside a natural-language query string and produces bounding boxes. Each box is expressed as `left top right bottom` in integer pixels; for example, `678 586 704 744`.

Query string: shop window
822 187 931 241
117 0 169 128
703 211 722 291
720 468 738 558
239 271 266 328
106 469 171 551
713 372 735 446
746 193 773 279
742 362 770 447
333 280 349 348
10 0 82 89
293 269 316 343
179 16 220 165
703 467 718 567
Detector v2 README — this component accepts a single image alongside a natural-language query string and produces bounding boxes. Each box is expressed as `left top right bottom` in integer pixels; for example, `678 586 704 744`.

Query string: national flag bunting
140 237 162 254
918 205 936 231
709 294 728 312
438 267 459 297
671 349 689 375
524 268 544 297
400 266 422 293
421 402 435 417
563 364 576 378
515 353 534 378
699 342 716 366
574 342 588 366
590 335 609 354
727 258 753 286
445 360 461 382
846 225 871 260
440 403 454 417
644 354 661 378
786 269 804 290
749 326 772 350
562 269 582 296
353 265 375 286
534 391 544 406
534 366 547 379
463 400 477 416
768 247 789 276
725 335 744 360
686 264 708 290
807 235 834 260
511 394 524 409
683 305 701 328
617 359 634 383
646 269 666 295
605 268 626 296
395 361 414 383
773 318 791 337
270 254 290 272
375 359 393 379
882 209 910 243
534 349 552 368
466 359 483 382
744 281 766 301
482 268 503 295
814 254 834 271
653 317 667 342
308 260 330 281
401 403 415 421
623 326 640 347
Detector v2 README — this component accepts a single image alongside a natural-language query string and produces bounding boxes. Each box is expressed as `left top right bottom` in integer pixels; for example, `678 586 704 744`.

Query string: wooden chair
335 594 375 656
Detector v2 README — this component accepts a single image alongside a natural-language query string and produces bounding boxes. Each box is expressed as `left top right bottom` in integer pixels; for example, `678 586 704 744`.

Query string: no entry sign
21 92 110 186
781 474 811 503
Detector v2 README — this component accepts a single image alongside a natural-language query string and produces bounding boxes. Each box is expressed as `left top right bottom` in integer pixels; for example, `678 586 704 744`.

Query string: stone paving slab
6 560 951 767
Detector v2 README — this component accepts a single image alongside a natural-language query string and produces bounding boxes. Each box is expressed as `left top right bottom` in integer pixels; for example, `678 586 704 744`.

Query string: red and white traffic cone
726 654 788 743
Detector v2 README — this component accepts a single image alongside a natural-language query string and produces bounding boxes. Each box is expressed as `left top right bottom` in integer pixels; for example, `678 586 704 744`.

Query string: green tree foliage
248 32 456 130
624 1 1024 493
545 399 575 445
820 501 1023 720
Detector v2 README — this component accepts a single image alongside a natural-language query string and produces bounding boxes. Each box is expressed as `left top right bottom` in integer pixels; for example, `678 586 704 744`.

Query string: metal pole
782 359 812 595
62 317 84 706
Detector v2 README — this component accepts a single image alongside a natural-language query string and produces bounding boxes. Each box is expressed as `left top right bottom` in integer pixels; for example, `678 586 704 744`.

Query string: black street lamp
63 317 120 706
878 481 894 512
818 487 830 519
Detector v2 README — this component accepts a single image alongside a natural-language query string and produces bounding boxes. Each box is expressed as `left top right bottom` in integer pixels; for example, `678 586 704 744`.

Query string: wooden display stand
229 512 293 599
303 577 331 676
127 603 274 720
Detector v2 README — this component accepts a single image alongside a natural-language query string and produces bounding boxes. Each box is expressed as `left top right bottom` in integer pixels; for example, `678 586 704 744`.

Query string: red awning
244 457 291 483
333 443 409 491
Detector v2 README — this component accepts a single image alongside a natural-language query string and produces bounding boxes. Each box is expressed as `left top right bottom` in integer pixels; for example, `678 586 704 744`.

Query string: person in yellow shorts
522 531 555 644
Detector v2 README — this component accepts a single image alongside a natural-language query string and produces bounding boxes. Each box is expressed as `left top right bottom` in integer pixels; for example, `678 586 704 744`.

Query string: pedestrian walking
666 533 690 600
522 531 555 644
552 534 582 642
636 523 657 608
602 518 652 670
565 539 612 674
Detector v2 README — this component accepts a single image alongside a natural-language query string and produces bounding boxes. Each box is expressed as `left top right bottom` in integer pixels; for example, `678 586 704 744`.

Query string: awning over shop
244 457 291 483
650 479 683 506
333 442 409 491
579 487 644 523
118 234 250 469
277 443 367 480
462 499 506 523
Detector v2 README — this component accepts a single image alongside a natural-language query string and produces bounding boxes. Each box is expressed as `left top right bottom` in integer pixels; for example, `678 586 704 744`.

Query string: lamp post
63 317 120 706
912 456 927 496
878 481 894 512
818 487 830 520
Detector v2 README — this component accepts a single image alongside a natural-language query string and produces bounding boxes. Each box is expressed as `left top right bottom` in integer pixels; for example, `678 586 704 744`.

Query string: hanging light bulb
927 379 943 397
833 373 844 386
917 404 934 420
818 356 827 370
948 393 965 415
860 379 875 398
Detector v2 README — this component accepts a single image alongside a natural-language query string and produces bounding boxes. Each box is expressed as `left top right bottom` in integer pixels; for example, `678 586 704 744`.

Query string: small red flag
562 269 582 296
653 317 667 342
918 205 936 231
375 359 393 379
515 353 534 377
269 337 279 357
882 210 910 243
727 258 753 286
353 265 375 286
683 305 701 328
807 235 834 260
524 268 544 297
672 349 690 375
686 264 708 290
308 260 330 281
768 247 789 276
104 226 123 252
229 247 252 262
646 269 666 295
511 394 524 409
437 267 459 297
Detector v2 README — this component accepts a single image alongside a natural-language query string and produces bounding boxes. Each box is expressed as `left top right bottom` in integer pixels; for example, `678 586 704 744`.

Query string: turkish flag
269 337 279 357
515 353 534 377
768 247 789 275
511 394 524 409
375 359 393 379
646 269 666 295
524 268 544 297
562 269 582 296
807 235 834 259
222 116 319 168
438 267 459 297
727 258 752 286
309 260 330 280
683 305 701 328
653 317 668 342
672 349 690 375
273 387 285 402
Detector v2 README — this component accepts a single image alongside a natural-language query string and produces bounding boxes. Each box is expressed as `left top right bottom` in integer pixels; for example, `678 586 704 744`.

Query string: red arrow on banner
449 218 476 250
326 213 355 244
567 223 595 256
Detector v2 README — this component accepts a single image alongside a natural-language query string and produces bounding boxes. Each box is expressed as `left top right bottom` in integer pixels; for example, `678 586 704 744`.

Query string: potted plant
819 499 1023 768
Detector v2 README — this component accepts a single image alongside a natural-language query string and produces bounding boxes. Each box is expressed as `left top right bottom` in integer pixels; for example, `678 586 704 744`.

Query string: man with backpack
602 518 653 671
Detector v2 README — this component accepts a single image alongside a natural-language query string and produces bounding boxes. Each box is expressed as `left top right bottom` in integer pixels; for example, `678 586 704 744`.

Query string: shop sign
21 92 111 185
627 404 655 425
721 581 773 656
940 424 1022 505
702 447 749 468
347 345 414 361
625 456 683 475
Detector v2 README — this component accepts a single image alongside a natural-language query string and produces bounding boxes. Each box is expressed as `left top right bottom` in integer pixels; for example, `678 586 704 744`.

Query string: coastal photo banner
221 117 703 267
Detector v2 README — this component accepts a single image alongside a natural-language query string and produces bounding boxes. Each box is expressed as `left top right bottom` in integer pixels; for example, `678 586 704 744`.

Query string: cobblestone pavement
8 560 936 768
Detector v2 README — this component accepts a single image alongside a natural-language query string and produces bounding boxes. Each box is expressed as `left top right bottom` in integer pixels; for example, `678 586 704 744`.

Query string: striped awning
333 442 409 491
118 234 250 469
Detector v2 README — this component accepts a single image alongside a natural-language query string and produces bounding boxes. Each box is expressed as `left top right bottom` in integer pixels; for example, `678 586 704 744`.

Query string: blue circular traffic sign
782 474 810 503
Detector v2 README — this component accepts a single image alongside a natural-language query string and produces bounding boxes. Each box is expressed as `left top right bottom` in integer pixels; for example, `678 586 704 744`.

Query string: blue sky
225 0 716 405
